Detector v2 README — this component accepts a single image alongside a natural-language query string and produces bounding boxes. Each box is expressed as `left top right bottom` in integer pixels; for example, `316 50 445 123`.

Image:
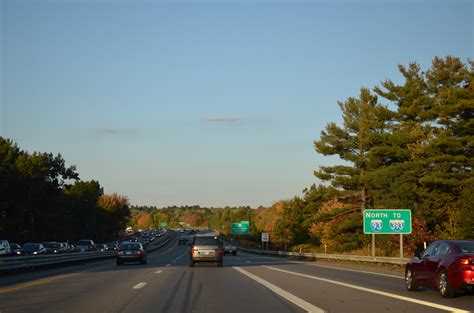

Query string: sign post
363 209 412 258
261 232 269 250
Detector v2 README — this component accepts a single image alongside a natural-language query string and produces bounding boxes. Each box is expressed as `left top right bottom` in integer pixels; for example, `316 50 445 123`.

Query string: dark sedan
18 243 47 256
405 240 474 297
43 242 63 254
116 242 147 265
10 243 21 255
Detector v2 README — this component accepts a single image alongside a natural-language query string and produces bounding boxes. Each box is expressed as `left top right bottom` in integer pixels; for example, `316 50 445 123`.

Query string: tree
314 88 393 209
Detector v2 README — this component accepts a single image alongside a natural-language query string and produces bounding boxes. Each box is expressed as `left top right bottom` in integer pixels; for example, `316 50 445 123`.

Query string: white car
0 240 11 256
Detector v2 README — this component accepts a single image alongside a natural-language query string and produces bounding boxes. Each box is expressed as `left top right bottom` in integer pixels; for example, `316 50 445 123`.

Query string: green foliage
314 88 393 209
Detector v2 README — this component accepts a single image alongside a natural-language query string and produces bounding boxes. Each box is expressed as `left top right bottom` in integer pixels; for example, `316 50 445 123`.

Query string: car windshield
44 243 60 248
455 242 474 254
76 241 91 245
22 244 39 250
194 237 220 246
120 243 141 250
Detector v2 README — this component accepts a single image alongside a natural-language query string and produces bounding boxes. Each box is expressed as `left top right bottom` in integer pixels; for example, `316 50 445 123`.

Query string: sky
1 0 472 208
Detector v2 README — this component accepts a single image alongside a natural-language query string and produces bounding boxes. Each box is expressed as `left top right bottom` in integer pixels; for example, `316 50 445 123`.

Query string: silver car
189 236 223 267
224 243 237 256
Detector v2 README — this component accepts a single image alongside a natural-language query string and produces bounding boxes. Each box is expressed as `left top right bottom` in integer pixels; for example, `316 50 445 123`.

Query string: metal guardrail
0 233 174 272
238 247 411 265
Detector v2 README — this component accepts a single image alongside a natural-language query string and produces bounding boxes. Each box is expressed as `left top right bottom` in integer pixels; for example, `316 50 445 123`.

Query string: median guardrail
238 247 410 265
0 232 175 272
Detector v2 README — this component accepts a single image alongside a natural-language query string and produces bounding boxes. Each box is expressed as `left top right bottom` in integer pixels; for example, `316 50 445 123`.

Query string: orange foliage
136 213 151 229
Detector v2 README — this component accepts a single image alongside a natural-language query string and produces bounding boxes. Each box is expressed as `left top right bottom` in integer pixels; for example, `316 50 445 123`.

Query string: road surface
0 232 472 313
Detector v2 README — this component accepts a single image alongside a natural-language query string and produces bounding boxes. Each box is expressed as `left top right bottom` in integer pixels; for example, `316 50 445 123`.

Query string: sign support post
371 234 375 258
400 234 403 258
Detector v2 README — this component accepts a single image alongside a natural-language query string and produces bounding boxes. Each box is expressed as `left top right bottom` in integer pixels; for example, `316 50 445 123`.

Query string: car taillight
217 248 223 255
191 247 195 254
136 250 143 255
459 258 470 265
116 250 124 255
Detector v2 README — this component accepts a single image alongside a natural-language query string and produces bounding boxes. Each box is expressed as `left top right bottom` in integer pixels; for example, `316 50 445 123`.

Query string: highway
0 232 472 313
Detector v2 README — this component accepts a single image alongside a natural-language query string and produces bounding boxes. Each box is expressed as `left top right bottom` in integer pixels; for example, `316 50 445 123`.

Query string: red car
405 240 474 297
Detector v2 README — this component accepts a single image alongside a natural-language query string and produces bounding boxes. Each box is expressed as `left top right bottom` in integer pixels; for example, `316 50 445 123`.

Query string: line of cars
115 229 167 265
0 239 127 257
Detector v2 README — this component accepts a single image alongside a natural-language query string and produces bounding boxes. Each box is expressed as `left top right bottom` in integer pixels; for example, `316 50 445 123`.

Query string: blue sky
1 0 472 207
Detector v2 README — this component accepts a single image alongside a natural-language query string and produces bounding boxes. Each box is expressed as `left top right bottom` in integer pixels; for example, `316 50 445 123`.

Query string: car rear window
77 240 92 245
120 243 141 250
455 242 474 253
193 237 219 246
23 243 39 249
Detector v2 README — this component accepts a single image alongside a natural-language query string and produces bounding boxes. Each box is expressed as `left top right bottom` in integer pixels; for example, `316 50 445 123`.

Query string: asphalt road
0 232 472 313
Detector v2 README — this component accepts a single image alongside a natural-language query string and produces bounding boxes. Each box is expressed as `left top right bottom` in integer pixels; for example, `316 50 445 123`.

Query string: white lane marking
155 270 163 274
172 260 176 263
132 282 147 289
262 266 470 313
233 267 325 313
245 260 251 263
166 264 171 267
306 263 403 279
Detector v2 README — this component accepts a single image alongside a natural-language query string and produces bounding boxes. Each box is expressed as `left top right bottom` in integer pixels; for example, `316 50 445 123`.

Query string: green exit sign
231 221 249 235
363 210 412 234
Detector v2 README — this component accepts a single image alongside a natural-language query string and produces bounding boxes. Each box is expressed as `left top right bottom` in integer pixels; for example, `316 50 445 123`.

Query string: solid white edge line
132 282 147 289
233 266 325 313
155 270 163 274
306 263 403 279
262 266 470 313
166 264 171 267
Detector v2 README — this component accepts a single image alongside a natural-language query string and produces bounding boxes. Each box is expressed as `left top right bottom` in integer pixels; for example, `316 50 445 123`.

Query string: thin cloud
206 116 240 122
96 128 139 135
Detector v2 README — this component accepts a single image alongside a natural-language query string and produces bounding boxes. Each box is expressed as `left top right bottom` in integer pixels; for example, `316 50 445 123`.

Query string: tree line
0 138 130 243
129 56 473 256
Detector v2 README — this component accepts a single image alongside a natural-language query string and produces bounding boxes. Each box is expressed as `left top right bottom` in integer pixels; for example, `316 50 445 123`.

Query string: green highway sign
231 221 250 235
363 210 412 234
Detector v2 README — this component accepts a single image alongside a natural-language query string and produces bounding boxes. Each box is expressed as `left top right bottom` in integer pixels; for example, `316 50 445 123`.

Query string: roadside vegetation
0 138 130 243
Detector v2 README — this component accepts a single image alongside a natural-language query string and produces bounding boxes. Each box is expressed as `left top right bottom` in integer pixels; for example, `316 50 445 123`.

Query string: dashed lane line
132 282 147 289
262 266 470 313
233 266 325 313
155 270 163 274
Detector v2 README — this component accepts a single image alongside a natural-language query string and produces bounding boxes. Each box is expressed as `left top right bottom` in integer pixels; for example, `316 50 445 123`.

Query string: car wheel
438 270 455 298
116 260 122 266
218 262 223 267
189 261 195 267
405 268 418 291
232 252 237 256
